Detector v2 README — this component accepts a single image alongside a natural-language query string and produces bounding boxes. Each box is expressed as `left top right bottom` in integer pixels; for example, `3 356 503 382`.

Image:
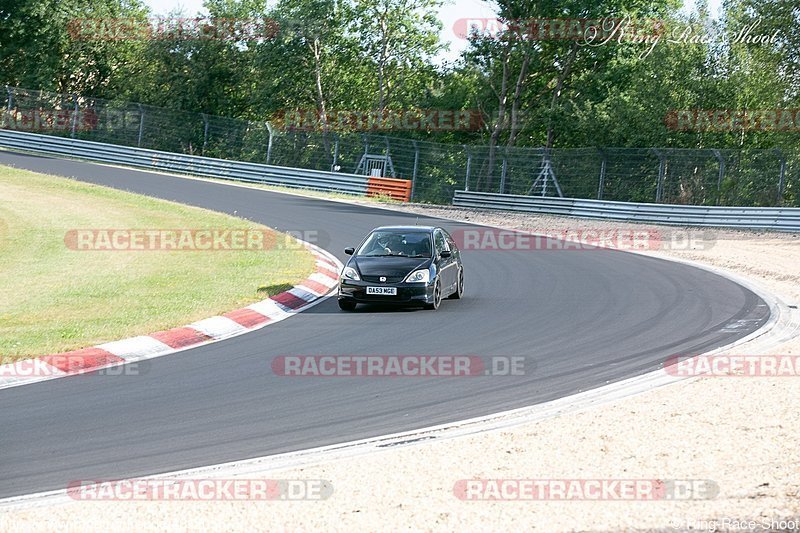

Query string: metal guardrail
453 190 800 232
0 129 370 195
2 129 797 230
6 86 797 207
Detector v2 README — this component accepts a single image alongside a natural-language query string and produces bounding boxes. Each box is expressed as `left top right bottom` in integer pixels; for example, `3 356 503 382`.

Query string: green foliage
0 0 150 95
0 0 797 206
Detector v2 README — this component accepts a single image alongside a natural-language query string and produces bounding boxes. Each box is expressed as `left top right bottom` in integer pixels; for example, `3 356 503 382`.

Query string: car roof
371 225 438 233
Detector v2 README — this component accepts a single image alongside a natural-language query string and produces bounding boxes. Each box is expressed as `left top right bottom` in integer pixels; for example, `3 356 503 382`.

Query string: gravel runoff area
3 203 800 532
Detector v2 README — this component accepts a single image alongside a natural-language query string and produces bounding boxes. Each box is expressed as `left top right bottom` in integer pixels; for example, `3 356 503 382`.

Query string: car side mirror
344 247 355 255
440 250 452 258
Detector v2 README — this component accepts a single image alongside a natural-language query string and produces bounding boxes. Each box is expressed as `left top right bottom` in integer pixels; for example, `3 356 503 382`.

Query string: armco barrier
0 129 370 196
366 177 412 202
452 190 800 232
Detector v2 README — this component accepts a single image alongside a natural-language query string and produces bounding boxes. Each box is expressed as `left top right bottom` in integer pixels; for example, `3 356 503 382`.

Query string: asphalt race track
0 151 770 499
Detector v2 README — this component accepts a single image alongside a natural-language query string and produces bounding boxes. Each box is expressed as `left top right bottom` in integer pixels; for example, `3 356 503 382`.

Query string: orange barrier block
367 177 412 202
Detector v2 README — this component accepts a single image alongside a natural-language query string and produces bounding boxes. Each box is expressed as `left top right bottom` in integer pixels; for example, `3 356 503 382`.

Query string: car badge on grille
380 276 387 282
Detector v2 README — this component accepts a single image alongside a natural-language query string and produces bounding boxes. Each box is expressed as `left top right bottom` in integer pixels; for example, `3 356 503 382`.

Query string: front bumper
338 279 435 305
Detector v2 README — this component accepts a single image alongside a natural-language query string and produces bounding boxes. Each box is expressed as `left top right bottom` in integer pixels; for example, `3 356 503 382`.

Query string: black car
337 226 464 311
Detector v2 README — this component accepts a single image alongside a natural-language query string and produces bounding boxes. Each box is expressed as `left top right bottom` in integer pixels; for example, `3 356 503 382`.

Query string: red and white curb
0 242 342 390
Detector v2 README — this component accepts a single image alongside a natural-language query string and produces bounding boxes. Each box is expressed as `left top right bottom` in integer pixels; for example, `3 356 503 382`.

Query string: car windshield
356 231 432 258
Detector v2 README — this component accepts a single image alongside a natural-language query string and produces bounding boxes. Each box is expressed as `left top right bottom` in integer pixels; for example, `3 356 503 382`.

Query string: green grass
0 165 316 361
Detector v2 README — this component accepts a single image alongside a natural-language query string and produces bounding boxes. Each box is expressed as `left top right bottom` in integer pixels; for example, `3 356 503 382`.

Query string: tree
352 0 444 113
0 0 149 95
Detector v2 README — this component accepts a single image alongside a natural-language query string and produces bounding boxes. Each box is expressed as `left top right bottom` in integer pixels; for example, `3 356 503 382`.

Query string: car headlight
341 266 360 281
404 269 430 283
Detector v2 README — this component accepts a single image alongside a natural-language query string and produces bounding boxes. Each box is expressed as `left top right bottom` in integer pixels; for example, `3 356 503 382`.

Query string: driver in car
383 234 406 255
370 233 390 254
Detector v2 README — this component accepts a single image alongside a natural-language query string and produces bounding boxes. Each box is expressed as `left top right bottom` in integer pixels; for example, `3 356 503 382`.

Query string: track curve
0 151 769 499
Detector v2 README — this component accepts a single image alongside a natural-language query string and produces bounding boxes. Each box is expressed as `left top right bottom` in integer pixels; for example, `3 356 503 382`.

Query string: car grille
361 275 405 283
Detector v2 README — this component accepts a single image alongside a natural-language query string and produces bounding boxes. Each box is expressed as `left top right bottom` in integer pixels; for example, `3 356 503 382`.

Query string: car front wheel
424 279 442 310
338 299 357 311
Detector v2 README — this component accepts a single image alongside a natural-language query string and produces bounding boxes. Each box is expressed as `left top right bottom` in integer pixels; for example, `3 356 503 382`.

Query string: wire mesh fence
1 86 797 207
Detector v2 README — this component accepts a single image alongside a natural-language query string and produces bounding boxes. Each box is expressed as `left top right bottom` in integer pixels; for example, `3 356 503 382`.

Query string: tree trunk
309 36 331 157
484 35 513 192
544 43 579 150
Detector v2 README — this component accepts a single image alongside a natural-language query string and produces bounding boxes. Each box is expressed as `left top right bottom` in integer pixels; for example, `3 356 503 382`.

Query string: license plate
367 286 397 295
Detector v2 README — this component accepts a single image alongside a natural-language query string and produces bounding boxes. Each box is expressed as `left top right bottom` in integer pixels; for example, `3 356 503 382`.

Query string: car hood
352 256 431 278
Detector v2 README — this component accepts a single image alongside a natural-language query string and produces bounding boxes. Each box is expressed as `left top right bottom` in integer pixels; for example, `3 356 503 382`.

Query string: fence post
410 140 419 201
652 148 666 202
499 152 508 194
775 148 786 205
597 148 607 200
201 113 209 155
70 94 79 139
137 104 145 148
265 121 274 164
331 133 339 171
464 145 471 191
712 149 725 206
3 86 11 128
384 136 395 177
